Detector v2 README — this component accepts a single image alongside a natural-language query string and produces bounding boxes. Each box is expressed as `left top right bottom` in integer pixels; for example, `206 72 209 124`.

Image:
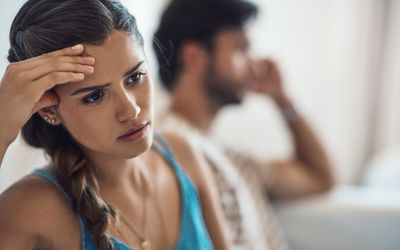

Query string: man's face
53 31 154 161
204 29 254 106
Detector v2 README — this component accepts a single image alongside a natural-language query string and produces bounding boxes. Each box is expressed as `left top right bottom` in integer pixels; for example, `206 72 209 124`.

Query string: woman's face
53 31 154 160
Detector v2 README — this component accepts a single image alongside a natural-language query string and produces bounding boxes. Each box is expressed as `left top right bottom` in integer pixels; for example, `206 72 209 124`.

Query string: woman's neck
84 149 152 191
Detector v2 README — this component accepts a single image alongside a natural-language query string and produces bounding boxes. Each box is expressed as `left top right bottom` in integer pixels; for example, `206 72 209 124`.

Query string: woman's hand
0 44 94 146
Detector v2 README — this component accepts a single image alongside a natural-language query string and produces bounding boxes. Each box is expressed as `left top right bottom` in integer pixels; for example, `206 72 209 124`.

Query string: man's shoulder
157 111 202 138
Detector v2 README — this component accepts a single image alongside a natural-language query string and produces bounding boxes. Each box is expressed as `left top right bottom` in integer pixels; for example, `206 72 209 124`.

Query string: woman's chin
117 133 153 159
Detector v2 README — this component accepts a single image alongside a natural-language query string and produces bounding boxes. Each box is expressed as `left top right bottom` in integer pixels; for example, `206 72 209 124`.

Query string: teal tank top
30 134 214 250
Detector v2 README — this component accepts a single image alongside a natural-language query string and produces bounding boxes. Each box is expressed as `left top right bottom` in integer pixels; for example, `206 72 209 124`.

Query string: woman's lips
117 123 150 142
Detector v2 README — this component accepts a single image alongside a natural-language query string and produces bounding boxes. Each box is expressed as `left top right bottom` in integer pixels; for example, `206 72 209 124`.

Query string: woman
0 0 229 249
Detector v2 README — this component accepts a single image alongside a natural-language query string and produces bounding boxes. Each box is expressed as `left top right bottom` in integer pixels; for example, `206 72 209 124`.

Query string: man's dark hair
153 0 258 91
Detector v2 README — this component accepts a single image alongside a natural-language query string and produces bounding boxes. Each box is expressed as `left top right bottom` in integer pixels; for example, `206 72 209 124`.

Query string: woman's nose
115 91 141 122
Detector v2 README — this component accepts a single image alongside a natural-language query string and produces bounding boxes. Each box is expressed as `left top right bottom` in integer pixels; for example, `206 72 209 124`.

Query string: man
153 0 335 249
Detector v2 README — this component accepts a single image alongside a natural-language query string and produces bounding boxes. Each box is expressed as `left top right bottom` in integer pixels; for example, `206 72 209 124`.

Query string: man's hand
250 59 290 107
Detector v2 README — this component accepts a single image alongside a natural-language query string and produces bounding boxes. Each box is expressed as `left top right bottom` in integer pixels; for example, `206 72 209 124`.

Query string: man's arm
266 97 335 199
249 59 335 199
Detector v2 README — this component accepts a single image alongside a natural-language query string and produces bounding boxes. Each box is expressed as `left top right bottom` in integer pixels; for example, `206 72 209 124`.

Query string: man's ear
37 106 62 126
180 40 209 74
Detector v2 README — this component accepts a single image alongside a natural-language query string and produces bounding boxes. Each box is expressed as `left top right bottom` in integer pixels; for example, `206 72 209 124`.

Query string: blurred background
1 0 400 249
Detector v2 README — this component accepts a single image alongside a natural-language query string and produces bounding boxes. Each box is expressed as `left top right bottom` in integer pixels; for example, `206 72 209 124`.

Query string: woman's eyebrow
70 61 145 96
71 83 111 96
124 61 145 77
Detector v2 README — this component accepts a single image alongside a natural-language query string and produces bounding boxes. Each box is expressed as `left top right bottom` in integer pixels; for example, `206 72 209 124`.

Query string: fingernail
75 73 85 79
72 44 83 51
85 66 94 72
83 57 95 63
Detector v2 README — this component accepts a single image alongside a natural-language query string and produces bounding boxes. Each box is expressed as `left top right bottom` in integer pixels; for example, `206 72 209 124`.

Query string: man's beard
203 61 245 108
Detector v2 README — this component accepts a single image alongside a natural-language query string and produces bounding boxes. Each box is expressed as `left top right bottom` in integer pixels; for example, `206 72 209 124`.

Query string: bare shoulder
159 131 196 157
159 131 210 189
0 174 72 222
159 131 199 169
0 174 81 249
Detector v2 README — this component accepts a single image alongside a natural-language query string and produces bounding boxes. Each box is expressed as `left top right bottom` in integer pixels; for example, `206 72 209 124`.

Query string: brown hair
8 0 143 249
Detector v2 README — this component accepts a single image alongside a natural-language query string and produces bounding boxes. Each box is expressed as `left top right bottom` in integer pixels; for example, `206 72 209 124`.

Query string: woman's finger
21 55 95 73
13 44 87 70
36 71 85 91
25 61 94 81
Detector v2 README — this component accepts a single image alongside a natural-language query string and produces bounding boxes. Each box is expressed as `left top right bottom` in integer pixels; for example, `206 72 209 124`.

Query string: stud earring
44 115 56 124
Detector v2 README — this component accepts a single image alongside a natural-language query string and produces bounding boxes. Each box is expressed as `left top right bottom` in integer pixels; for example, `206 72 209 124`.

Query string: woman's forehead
56 31 145 95
83 31 144 62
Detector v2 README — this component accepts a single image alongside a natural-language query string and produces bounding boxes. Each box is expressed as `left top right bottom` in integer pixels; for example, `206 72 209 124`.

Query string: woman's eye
81 90 106 105
126 71 147 85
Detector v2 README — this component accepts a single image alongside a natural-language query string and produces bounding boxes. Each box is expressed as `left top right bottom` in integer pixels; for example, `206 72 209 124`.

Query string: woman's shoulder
157 131 210 189
0 170 81 249
157 131 199 169
158 131 195 158
0 171 70 213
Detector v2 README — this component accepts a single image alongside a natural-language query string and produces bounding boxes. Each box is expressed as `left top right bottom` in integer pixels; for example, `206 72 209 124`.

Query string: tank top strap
30 168 72 203
29 168 99 250
152 133 172 158
151 133 184 174
151 133 214 250
151 134 194 190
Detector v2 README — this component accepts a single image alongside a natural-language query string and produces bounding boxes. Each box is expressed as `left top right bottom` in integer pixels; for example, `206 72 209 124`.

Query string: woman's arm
0 44 94 170
0 177 81 249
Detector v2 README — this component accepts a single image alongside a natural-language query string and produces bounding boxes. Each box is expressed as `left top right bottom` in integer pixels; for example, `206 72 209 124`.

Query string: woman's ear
36 91 62 125
37 106 62 125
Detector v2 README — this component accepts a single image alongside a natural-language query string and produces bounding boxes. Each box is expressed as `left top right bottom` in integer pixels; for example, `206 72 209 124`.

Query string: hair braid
52 144 116 250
